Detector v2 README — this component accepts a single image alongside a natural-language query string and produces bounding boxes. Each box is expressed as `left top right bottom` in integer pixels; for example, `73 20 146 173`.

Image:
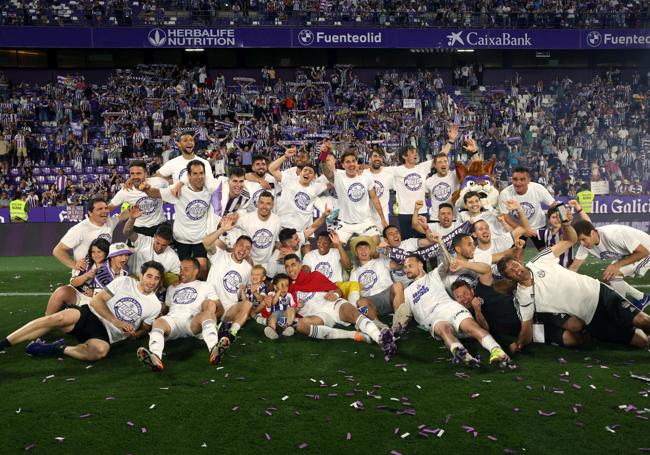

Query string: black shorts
535 313 571 346
67 305 110 344
586 283 639 345
174 240 207 260
134 223 165 237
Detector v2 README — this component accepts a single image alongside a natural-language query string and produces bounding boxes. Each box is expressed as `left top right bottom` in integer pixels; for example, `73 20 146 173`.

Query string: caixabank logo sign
296 29 383 47
445 30 533 48
585 30 650 48
147 28 237 47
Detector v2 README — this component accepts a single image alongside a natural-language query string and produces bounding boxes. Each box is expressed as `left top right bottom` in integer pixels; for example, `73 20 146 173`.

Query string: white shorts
423 301 473 334
338 220 381 245
300 299 346 327
159 313 201 341
619 257 650 278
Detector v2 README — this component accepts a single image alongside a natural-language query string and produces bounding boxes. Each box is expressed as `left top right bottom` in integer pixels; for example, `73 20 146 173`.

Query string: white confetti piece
282 396 289 401
149 404 156 410
437 429 445 438
16 408 21 414
416 385 422 389
400 432 410 439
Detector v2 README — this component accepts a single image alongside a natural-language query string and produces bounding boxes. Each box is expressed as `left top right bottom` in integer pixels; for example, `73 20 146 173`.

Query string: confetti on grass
346 433 352 440
79 413 91 419
538 410 556 417
24 443 35 451
54 437 65 443
298 442 308 449
264 433 271 441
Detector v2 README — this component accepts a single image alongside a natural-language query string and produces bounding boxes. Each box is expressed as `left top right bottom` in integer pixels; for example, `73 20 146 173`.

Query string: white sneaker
282 326 295 337
264 326 279 340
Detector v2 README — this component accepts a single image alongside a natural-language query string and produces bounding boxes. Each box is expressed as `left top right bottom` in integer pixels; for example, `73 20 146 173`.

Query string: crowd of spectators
0 63 648 210
0 0 647 28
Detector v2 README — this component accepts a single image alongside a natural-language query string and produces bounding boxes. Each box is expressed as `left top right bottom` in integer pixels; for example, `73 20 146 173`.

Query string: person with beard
267 146 312 186
53 198 128 270
0 262 164 362
425 152 459 222
362 149 394 234
139 160 212 279
244 155 278 212
108 160 167 237
155 133 216 185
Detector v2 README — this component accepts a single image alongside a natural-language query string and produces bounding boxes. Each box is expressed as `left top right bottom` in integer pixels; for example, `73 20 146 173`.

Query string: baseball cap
107 242 132 258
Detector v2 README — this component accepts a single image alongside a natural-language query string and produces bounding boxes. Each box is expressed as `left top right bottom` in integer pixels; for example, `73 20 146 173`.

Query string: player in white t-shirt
140 160 213 278
381 223 438 285
412 201 462 238
236 191 281 270
108 160 167 237
265 146 311 188
53 198 125 269
349 237 410 335
571 221 650 310
322 151 388 244
439 233 492 293
498 221 650 354
390 145 435 238
363 149 394 233
401 254 512 368
123 208 180 284
390 125 457 237
244 155 278 213
136 258 224 371
155 133 216 186
425 153 459 222
272 162 328 232
458 191 506 236
498 167 556 249
302 231 351 283
203 214 253 363
472 219 526 278
2 262 164 361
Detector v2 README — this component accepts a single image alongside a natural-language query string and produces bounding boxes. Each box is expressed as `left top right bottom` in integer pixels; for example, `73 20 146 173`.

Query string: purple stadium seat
70 175 79 183
40 184 49 192
96 166 105 173
46 175 56 183
85 166 93 173
42 167 52 175
10 168 20 176
63 166 73 174
36 175 45 183
33 168 41 176
116 165 125 173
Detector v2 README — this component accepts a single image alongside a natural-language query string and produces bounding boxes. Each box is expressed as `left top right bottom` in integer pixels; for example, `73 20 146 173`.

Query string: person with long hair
45 238 110 315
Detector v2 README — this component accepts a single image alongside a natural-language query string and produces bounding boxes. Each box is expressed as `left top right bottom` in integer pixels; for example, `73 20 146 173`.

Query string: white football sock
201 319 219 351
609 278 644 300
347 291 360 306
480 334 500 353
355 314 380 344
148 328 165 358
308 325 356 340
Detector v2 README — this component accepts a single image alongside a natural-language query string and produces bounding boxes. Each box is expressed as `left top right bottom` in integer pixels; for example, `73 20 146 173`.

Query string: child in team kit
263 274 300 340
241 265 270 325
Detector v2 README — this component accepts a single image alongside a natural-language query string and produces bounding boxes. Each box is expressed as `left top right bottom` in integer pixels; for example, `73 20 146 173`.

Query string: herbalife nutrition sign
0 26 648 49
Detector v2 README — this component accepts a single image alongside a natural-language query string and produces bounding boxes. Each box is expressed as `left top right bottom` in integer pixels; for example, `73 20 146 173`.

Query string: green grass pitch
1 255 649 454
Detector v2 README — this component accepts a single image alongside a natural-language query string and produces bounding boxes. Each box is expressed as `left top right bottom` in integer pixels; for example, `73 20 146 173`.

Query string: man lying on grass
0 261 163 361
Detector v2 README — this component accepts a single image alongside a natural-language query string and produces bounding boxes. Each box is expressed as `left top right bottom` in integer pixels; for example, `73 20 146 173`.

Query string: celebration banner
0 26 648 49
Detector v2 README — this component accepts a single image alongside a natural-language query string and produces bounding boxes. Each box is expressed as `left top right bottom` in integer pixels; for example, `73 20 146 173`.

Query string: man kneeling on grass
284 254 397 361
137 258 225 372
0 261 164 361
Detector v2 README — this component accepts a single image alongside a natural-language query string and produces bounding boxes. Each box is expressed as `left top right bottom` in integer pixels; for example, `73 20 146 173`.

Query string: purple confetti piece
417 424 426 430
504 449 517 454
298 442 308 449
346 432 352 440
141 427 147 433
105 396 116 400
419 431 429 438
538 410 556 417
488 435 498 441
394 427 400 435
24 444 35 452
513 408 520 412
79 413 91 418
471 393 480 399
444 414 451 424
126 421 134 427
462 425 475 432
232 406 239 412
558 357 567 364
264 433 271 441
265 411 273 416
390 452 402 455
55 437 65 443
639 448 650 452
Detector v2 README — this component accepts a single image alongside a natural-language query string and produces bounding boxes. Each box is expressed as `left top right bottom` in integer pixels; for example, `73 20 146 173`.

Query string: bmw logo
298 29 315 46
586 31 602 48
